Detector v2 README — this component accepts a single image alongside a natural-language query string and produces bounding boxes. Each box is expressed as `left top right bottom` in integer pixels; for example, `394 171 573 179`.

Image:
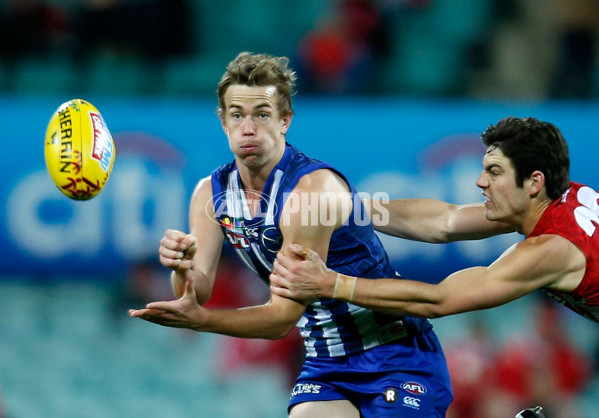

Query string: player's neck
521 199 552 236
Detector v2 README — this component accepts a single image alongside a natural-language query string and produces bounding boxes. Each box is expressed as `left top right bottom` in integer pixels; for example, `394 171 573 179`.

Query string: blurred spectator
70 0 192 92
295 0 391 94
72 0 192 62
0 0 68 90
445 317 499 418
491 297 592 417
474 0 599 99
377 0 431 9
110 256 174 328
0 0 68 58
445 298 593 418
547 0 599 98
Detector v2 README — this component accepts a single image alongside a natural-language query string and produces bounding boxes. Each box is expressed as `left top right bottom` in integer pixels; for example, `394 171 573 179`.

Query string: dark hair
481 116 570 199
217 52 296 118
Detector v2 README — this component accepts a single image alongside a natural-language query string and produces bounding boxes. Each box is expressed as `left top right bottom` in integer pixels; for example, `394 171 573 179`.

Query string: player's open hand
159 229 198 272
129 278 207 330
270 243 335 300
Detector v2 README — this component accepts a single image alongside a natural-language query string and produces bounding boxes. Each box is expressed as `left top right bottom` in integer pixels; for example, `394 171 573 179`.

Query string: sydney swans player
270 117 599 323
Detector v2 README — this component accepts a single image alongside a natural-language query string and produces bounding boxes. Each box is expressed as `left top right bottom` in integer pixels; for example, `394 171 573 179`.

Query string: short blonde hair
217 52 296 119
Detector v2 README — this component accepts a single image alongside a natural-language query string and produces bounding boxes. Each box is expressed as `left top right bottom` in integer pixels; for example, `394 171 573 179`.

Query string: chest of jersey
214 177 284 283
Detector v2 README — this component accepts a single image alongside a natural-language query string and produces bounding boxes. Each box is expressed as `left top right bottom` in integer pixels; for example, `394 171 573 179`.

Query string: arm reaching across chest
270 234 587 318
367 198 515 242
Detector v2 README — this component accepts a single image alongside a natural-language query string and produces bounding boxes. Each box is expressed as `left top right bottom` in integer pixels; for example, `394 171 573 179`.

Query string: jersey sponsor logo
400 381 427 395
261 226 282 253
220 216 253 249
383 388 398 404
402 396 421 409
291 383 321 398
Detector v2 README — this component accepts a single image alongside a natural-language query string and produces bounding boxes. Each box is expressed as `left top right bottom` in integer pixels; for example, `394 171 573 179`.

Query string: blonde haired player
129 52 467 417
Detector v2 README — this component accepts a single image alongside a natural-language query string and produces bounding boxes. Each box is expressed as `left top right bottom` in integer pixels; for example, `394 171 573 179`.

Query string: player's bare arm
271 233 586 318
163 176 224 304
365 198 515 242
130 169 350 339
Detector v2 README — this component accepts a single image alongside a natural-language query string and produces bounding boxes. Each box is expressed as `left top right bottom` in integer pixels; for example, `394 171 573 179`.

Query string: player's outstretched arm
271 236 581 318
366 198 515 243
129 276 308 339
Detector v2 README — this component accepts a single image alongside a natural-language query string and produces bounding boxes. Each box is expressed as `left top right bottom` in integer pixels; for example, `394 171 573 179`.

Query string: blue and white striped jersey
211 144 431 358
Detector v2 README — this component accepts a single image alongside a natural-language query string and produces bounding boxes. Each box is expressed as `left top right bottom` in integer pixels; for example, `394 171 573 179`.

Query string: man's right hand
270 243 336 301
159 229 198 272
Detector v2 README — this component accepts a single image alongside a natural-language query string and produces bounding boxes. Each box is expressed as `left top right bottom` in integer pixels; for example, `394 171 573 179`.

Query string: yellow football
44 99 116 200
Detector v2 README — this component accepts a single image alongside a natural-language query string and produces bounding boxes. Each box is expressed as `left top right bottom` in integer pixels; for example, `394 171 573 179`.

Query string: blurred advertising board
1 96 597 282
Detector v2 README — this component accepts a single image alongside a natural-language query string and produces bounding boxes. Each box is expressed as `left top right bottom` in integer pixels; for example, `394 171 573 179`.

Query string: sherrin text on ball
44 99 116 200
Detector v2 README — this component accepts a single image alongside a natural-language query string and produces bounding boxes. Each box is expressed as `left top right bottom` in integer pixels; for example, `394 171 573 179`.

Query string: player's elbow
418 290 455 318
423 297 468 318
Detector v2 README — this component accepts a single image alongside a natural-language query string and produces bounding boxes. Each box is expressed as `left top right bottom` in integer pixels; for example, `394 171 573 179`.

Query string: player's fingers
177 259 194 271
303 247 318 261
159 246 185 261
275 251 296 271
129 307 166 318
145 300 177 312
165 228 185 239
272 258 287 274
286 243 310 260
270 262 289 285
160 234 182 251
179 234 197 253
163 229 194 252
269 274 292 297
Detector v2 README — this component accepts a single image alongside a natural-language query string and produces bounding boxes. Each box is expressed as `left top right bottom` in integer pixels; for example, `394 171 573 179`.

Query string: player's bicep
279 169 351 260
445 237 575 312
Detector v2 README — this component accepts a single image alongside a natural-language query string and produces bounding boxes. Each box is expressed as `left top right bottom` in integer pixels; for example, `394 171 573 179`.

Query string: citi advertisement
1 97 596 282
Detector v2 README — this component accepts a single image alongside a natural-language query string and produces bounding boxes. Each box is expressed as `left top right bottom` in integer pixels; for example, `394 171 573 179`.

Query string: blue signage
1 96 597 282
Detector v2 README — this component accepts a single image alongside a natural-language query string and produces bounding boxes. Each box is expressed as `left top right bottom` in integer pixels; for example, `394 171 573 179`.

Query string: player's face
476 147 530 224
221 84 290 171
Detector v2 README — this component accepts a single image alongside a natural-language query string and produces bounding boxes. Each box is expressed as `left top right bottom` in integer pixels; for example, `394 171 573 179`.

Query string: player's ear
528 170 545 196
281 113 293 135
221 118 229 136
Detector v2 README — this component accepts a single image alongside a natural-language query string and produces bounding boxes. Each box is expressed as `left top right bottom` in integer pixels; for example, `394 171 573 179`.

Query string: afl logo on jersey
208 190 276 228
401 382 427 395
261 226 282 253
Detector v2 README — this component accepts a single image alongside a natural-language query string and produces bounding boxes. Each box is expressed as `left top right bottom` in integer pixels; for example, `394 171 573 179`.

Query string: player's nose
242 116 256 134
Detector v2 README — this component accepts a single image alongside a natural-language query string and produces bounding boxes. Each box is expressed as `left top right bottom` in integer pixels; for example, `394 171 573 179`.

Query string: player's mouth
240 144 259 153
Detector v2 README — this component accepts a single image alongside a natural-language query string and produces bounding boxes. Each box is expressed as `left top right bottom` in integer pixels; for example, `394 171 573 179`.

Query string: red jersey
529 182 599 322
